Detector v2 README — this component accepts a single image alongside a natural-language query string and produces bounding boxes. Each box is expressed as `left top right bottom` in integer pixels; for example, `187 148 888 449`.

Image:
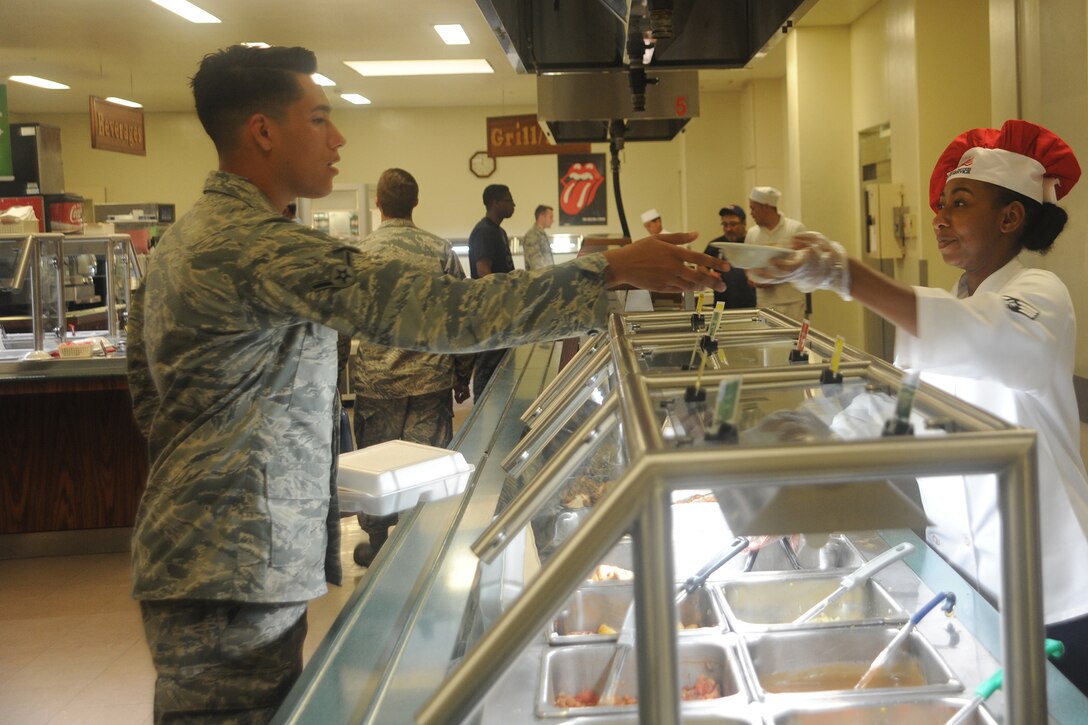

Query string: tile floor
0 517 371 725
0 398 475 725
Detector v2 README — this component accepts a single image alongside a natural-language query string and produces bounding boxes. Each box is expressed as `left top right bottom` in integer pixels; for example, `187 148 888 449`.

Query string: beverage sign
0 85 12 181
486 114 589 158
89 96 146 156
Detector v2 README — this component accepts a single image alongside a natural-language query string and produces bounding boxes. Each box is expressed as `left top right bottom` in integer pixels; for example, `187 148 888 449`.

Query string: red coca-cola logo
560 161 604 216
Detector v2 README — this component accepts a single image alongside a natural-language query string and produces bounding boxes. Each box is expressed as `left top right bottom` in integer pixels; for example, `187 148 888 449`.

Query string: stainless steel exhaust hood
476 0 812 142
536 71 699 143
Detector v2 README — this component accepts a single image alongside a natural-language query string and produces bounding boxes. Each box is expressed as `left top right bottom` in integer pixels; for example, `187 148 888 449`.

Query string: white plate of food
710 242 792 269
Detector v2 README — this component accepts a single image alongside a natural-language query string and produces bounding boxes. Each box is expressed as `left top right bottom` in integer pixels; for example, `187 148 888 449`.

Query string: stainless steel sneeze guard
418 312 1049 725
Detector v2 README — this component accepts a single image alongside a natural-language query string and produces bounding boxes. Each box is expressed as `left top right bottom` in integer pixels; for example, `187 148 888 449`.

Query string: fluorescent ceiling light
340 93 371 105
149 0 221 24
106 96 143 108
344 59 493 77
434 24 470 45
8 75 69 90
242 42 270 48
312 73 336 87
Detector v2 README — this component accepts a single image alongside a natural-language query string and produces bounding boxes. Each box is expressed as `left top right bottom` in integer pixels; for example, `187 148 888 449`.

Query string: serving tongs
791 541 915 625
597 536 750 705
676 536 749 604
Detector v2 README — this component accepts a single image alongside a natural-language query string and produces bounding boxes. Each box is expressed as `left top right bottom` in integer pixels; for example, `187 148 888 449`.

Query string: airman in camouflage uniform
128 45 727 724
349 169 474 565
522 204 556 270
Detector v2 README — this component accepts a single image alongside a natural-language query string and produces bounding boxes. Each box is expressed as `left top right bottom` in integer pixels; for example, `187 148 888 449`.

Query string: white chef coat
746 216 807 321
895 257 1088 624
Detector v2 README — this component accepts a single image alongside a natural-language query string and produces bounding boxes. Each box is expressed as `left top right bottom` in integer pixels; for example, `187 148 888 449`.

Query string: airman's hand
603 233 729 292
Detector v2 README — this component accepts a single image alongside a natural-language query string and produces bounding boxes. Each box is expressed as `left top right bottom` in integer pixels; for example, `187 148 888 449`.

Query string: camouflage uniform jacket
127 171 610 603
350 219 474 398
522 225 555 270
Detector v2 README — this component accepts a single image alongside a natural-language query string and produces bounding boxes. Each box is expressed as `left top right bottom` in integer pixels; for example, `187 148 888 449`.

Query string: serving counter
1 232 144 553
275 310 1088 724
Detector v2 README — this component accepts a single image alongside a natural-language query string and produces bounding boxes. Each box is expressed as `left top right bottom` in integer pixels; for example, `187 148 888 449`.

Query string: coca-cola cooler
44 194 84 233
0 194 84 233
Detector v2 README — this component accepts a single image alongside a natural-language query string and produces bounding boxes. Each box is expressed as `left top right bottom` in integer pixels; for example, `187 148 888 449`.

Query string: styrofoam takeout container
338 440 475 516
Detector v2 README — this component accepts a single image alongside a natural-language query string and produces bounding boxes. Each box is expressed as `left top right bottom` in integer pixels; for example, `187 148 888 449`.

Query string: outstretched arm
603 232 729 292
847 259 918 336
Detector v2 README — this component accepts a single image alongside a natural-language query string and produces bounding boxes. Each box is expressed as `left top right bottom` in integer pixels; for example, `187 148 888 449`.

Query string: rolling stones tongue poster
558 153 607 225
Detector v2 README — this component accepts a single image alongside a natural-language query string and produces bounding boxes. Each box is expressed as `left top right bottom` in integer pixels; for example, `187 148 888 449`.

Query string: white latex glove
748 231 852 300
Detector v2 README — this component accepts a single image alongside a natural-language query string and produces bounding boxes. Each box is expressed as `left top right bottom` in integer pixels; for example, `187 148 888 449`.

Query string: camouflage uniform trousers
139 599 308 724
353 390 454 544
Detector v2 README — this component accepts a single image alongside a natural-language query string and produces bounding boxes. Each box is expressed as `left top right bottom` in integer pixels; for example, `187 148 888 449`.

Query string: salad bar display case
274 309 1088 724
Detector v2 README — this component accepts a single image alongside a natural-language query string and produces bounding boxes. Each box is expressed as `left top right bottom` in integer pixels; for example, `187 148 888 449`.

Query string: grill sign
89 96 146 156
486 114 589 158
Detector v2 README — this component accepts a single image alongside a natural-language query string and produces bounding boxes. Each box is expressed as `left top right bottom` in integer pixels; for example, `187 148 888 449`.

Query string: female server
753 120 1088 694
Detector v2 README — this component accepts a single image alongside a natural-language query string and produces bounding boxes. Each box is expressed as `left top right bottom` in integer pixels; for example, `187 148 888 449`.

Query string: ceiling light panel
434 24 470 45
312 73 336 87
106 96 143 108
8 75 69 90
340 93 371 105
149 0 221 24
344 59 493 77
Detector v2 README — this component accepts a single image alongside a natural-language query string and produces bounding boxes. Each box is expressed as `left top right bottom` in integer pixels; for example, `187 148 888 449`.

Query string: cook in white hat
749 186 781 206
640 208 664 235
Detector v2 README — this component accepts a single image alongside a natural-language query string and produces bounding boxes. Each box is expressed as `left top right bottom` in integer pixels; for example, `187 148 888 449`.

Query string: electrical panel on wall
864 182 908 259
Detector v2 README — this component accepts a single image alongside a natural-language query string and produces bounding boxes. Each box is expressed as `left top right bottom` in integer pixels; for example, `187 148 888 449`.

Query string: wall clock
469 151 497 178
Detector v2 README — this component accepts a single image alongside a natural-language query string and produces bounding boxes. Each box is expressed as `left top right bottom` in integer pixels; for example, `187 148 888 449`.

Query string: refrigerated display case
273 311 1088 725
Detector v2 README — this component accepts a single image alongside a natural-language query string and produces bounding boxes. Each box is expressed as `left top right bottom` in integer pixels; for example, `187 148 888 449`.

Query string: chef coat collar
956 257 1025 299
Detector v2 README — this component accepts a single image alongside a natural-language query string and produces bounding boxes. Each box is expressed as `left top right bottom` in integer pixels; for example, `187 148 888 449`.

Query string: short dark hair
534 205 553 219
191 45 317 152
376 168 419 220
483 184 511 207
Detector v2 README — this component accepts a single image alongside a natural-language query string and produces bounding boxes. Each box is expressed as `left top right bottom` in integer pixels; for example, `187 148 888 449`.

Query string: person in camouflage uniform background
127 44 728 724
349 168 475 566
522 204 556 270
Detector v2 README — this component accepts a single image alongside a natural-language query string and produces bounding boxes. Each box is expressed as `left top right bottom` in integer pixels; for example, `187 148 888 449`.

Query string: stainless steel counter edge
272 342 561 725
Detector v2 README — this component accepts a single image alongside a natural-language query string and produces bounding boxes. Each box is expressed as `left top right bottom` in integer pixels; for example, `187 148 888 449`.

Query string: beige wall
16 99 741 247
788 25 862 341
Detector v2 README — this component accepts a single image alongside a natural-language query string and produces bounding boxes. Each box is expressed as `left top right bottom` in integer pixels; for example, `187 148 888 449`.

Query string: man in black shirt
468 184 516 396
703 204 756 309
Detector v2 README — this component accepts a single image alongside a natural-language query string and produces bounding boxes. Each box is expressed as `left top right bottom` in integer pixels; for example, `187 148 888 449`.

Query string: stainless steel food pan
537 639 748 718
767 695 997 723
549 582 723 645
717 572 908 632
740 627 962 700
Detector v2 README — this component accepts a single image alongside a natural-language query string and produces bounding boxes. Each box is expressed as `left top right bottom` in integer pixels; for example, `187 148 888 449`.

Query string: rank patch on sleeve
1002 295 1040 320
313 263 356 291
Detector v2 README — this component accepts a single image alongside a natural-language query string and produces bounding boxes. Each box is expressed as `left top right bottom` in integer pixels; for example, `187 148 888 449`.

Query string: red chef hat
928 120 1081 212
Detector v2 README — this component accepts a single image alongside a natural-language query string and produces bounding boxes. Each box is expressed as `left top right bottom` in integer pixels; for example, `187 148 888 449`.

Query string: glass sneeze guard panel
420 312 1052 725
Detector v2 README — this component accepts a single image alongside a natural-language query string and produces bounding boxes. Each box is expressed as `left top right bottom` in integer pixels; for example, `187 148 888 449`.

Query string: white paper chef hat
749 186 781 206
640 208 661 224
